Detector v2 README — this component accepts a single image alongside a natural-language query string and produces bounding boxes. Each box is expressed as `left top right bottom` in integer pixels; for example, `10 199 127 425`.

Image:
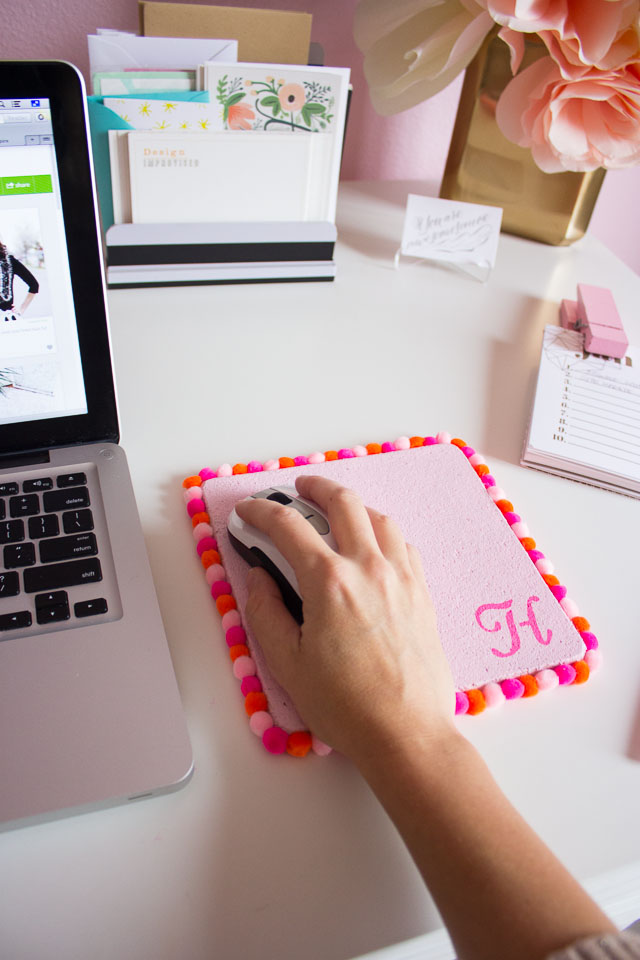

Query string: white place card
398 194 502 280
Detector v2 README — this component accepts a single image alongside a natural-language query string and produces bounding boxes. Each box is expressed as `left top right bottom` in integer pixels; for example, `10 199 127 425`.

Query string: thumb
243 567 300 687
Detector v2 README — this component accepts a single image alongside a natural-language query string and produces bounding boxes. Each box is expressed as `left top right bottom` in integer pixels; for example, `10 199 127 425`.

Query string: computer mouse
227 485 337 624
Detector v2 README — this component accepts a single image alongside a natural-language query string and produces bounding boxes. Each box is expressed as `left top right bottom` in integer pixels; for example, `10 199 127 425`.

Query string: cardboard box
139 2 312 64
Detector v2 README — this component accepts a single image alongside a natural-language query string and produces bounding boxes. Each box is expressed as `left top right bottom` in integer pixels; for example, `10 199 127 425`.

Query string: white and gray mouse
227 485 337 623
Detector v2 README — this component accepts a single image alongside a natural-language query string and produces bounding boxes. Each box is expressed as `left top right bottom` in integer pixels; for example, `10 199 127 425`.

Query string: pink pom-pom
501 678 525 699
468 453 484 465
293 456 308 466
550 584 567 601
381 442 394 453
423 436 437 445
311 736 332 756
225 625 247 647
481 475 496 487
233 656 257 680
528 549 544 562
436 431 452 444
184 486 203 503
536 557 554 575
308 452 325 464
461 446 475 457
241 675 262 696
554 663 577 685
560 597 579 618
482 682 506 708
455 691 469 714
262 725 289 754
210 580 232 599
394 436 410 450
488 486 506 501
221 609 241 630
193 522 213 541
337 448 354 459
511 521 530 539
503 512 521 525
217 463 232 478
352 445 368 457
580 631 598 650
199 468 216 481
535 669 559 691
263 459 279 471
585 649 602 671
247 461 263 473
205 564 226 585
196 536 218 556
249 711 273 737
187 498 206 517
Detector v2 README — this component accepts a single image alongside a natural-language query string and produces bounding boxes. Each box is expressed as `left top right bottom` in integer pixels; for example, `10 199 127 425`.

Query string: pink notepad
183 434 600 757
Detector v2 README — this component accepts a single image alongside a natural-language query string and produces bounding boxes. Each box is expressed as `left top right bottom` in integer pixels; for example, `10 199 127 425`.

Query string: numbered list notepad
522 325 640 497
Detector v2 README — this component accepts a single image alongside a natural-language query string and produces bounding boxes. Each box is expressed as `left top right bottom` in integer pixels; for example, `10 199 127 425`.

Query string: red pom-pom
229 644 249 662
520 537 536 550
279 457 295 468
201 549 221 568
241 675 262 696
210 580 231 598
496 499 514 513
191 511 210 527
263 726 289 754
324 450 338 461
572 616 591 633
519 674 539 697
225 625 247 647
182 475 202 489
245 691 268 715
366 443 382 455
542 574 560 586
466 689 486 714
286 731 313 757
232 463 248 475
410 436 425 447
572 660 590 684
216 595 237 615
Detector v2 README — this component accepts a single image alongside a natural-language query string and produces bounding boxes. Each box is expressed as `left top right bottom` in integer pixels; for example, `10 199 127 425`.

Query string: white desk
2 182 640 960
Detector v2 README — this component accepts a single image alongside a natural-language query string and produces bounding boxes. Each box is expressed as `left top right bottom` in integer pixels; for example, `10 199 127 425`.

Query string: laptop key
0 482 19 496
0 519 25 544
4 542 36 568
0 610 32 632
0 571 20 597
74 597 108 618
0 500 5 520
23 477 53 492
62 509 94 533
35 591 70 625
43 486 90 513
57 473 87 488
9 494 40 518
28 514 60 539
40 533 97 564
24 558 102 593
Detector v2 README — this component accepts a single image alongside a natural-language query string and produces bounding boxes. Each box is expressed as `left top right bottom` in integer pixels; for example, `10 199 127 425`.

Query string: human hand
235 475 456 763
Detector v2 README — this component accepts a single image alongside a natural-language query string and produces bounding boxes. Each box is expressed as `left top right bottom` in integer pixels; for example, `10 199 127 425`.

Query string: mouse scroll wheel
266 491 292 505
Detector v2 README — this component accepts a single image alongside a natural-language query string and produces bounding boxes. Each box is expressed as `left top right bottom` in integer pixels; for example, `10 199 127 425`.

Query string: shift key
24 558 102 593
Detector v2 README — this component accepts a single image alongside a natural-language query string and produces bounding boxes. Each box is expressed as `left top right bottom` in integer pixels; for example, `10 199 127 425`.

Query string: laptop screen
0 62 119 460
0 97 88 427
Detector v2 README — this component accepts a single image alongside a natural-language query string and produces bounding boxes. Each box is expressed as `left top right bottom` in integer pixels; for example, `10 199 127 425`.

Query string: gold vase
439 32 605 245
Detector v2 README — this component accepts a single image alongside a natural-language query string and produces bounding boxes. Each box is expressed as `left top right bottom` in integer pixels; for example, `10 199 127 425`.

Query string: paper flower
227 102 255 130
278 83 307 112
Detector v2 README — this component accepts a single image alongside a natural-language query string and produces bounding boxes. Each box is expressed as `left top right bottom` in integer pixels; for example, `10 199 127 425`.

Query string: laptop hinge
0 451 51 469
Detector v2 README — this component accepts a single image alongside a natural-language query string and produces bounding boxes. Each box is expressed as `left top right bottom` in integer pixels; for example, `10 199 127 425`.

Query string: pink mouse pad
183 434 599 757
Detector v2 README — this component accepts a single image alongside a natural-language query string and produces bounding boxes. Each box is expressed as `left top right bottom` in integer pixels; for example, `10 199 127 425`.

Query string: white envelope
88 33 238 75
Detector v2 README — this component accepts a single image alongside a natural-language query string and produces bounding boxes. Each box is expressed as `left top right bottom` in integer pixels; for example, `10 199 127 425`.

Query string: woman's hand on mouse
235 475 456 763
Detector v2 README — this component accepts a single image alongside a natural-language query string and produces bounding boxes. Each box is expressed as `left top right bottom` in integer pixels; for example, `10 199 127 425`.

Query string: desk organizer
182 433 600 757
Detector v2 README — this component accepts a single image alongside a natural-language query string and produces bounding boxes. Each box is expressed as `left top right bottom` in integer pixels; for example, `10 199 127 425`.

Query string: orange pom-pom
572 660 590 684
542 574 560 586
201 549 221 568
286 731 313 757
520 537 536 550
466 689 486 714
451 438 467 448
519 674 539 697
245 691 268 716
279 457 295 468
496 499 514 513
474 463 490 476
366 443 382 455
191 511 210 527
410 436 424 447
216 594 237 615
182 475 202 489
232 463 248 475
324 450 338 461
572 616 591 633
229 644 249 661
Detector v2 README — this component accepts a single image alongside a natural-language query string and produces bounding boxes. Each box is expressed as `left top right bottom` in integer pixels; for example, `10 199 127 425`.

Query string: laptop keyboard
0 467 117 635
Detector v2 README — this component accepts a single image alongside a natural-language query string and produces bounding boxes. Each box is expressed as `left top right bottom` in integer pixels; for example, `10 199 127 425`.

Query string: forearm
356 729 616 960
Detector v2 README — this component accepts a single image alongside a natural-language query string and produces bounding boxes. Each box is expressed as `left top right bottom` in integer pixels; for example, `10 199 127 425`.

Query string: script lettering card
400 194 502 280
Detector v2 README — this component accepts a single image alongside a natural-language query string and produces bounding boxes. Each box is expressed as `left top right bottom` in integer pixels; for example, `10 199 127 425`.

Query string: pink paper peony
496 54 640 170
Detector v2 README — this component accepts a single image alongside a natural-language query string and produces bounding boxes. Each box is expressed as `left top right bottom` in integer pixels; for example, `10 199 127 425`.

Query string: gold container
440 32 606 245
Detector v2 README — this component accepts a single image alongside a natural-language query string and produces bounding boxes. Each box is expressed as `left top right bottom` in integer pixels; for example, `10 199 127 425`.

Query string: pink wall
6 0 640 273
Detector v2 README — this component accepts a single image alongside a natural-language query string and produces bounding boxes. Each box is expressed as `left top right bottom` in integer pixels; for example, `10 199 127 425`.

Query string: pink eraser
559 299 579 329
577 284 628 358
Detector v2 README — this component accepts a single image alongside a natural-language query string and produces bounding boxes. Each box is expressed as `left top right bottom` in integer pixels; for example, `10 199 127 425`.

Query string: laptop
0 61 193 830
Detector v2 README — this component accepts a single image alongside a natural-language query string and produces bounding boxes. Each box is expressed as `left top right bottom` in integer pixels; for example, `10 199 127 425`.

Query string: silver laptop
0 61 193 830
